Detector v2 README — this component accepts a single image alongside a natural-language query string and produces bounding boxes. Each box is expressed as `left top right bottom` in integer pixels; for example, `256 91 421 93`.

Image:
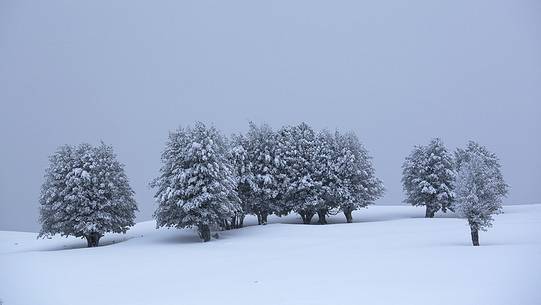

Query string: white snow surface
1 204 540 305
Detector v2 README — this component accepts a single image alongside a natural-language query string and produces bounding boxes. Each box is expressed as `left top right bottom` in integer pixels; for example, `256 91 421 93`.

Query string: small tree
152 122 241 242
39 143 137 247
402 138 455 218
454 141 508 246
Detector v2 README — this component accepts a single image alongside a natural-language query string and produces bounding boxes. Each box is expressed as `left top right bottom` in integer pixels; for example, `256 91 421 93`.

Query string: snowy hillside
1 204 540 305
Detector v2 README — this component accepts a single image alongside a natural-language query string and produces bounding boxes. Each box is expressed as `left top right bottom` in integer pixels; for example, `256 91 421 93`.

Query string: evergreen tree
276 123 321 224
243 122 281 224
39 142 137 247
454 141 508 246
332 131 384 223
402 138 455 218
313 129 338 224
228 133 254 228
152 122 241 242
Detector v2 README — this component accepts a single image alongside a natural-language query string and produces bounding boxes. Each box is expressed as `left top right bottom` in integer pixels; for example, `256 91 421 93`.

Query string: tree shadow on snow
442 240 526 247
38 236 134 252
158 233 203 244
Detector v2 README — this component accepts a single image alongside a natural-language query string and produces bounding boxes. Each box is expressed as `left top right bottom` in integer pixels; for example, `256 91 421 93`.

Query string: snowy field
1 204 540 305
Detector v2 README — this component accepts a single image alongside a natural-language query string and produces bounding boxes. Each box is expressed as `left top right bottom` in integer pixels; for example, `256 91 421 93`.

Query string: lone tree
402 138 455 218
39 143 138 247
333 131 384 223
152 122 241 242
454 141 508 246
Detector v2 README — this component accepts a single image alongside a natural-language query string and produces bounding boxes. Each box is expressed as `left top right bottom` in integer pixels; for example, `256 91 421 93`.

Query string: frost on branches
454 141 508 246
38 143 138 247
402 138 455 218
151 122 241 242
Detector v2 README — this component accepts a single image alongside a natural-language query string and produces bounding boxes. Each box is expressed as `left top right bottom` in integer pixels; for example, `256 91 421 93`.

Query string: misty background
1 0 540 232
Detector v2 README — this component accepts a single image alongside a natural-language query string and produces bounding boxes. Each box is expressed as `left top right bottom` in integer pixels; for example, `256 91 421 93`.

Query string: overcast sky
1 0 540 232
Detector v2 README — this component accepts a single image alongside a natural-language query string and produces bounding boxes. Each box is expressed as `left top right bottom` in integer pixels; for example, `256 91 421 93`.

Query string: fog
1 0 540 231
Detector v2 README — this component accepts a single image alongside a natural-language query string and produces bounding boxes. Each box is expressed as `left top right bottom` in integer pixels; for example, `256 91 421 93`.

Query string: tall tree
402 138 455 218
276 123 321 224
454 141 508 246
313 129 338 224
39 142 137 247
243 122 281 224
228 133 254 228
152 122 241 242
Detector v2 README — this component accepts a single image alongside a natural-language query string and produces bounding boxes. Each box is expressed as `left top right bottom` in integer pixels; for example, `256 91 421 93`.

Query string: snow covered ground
1 204 540 305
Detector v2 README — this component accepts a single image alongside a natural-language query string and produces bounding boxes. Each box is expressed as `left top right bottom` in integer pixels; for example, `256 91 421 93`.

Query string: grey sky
1 0 540 232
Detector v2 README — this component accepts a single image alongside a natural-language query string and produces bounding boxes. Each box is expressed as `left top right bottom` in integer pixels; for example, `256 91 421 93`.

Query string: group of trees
402 139 508 246
37 125 507 247
151 122 384 241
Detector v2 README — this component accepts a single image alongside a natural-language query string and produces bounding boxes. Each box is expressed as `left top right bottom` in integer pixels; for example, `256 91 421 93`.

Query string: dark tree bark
425 206 435 218
85 232 102 247
344 210 353 223
198 224 211 242
300 211 315 224
229 216 239 229
470 227 480 246
317 209 328 225
239 215 245 228
257 212 268 225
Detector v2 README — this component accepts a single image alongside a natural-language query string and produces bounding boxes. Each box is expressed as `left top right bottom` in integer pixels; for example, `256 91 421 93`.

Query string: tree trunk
317 209 327 224
198 224 211 242
300 211 315 224
425 206 435 218
257 214 262 225
239 215 245 228
344 210 353 223
470 227 480 246
261 212 268 225
85 232 101 247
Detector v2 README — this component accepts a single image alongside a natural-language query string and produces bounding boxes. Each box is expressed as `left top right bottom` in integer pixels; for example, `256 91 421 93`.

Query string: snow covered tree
228 133 254 228
39 142 138 247
242 122 282 224
151 122 241 242
312 129 338 224
332 131 384 223
402 138 455 218
454 141 508 246
276 123 322 224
